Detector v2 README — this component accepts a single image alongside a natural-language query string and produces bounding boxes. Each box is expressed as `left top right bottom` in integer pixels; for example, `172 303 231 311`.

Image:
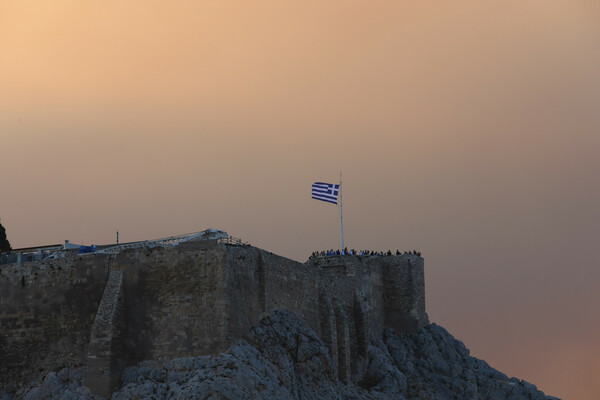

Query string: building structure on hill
0 229 428 397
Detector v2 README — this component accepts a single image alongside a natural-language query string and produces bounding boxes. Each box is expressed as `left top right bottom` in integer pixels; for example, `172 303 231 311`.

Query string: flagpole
340 172 344 252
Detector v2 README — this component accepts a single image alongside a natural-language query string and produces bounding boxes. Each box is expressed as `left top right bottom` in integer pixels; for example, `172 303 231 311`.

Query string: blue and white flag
312 182 340 204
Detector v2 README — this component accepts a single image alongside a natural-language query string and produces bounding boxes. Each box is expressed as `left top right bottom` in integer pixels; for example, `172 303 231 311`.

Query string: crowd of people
309 247 422 259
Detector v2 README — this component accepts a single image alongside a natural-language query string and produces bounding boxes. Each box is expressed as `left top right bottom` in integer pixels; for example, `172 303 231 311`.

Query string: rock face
4 310 560 400
2 368 102 400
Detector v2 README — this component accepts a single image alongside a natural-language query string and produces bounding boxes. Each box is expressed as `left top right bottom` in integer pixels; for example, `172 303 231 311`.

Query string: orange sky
1 2 599 398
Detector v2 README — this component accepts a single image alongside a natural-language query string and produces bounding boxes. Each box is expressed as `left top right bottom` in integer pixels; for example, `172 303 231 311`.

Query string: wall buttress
334 298 351 384
85 269 126 398
319 287 338 379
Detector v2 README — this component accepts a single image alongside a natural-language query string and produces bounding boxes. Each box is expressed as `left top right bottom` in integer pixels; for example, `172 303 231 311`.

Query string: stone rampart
0 239 427 396
225 248 428 376
0 252 109 393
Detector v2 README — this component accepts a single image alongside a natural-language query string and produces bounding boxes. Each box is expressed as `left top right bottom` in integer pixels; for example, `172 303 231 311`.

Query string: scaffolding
93 229 229 255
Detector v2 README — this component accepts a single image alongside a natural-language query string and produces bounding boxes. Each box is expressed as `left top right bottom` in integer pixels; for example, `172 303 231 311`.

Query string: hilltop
0 231 560 399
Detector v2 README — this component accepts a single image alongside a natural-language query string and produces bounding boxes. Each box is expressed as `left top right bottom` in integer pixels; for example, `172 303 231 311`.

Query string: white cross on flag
312 182 339 204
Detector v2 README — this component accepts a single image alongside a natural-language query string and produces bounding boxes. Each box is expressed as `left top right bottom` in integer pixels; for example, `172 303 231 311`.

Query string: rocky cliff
1 241 429 395
1 310 559 400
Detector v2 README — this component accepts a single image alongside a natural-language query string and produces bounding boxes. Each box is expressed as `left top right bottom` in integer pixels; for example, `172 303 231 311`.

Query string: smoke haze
1 2 599 398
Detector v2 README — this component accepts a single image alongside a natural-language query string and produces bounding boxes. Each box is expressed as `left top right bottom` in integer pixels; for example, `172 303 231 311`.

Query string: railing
0 254 17 265
0 229 234 265
217 236 248 246
0 245 65 265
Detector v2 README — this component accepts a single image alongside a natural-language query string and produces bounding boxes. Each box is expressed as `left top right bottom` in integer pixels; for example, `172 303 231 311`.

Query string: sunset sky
1 1 599 398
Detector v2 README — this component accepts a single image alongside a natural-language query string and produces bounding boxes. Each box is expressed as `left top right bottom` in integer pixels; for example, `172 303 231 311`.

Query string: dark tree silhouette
0 219 11 253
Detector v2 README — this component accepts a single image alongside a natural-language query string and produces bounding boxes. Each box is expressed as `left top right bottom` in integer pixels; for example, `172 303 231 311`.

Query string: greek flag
312 182 339 204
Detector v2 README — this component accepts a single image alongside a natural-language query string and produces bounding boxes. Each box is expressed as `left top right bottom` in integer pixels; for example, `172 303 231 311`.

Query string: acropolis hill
0 230 427 397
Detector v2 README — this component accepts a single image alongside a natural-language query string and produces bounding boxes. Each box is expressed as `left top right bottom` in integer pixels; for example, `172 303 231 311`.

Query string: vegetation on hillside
0 219 11 252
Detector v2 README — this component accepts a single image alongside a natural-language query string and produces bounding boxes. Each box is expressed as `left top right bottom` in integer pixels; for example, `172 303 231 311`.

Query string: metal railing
0 254 17 265
0 229 235 265
0 245 64 265
217 236 248 246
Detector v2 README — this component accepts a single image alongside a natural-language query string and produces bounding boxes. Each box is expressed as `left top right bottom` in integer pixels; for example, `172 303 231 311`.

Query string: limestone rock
12 367 101 400
5 311 560 400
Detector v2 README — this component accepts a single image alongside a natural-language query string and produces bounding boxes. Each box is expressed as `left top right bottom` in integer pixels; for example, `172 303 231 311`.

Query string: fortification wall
223 247 428 380
129 240 230 361
0 239 427 395
0 240 230 392
222 246 265 341
0 253 110 392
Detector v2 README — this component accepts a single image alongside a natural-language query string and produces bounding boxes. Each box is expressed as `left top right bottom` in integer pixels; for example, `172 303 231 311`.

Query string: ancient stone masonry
318 287 338 378
84 270 126 397
334 299 351 384
353 292 368 358
0 252 109 393
0 236 428 396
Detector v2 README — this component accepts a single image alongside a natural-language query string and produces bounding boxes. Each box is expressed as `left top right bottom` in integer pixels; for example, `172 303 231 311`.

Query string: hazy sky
1 1 599 398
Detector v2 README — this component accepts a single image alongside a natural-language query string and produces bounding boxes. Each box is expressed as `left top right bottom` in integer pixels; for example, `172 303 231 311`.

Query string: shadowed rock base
7 310 560 400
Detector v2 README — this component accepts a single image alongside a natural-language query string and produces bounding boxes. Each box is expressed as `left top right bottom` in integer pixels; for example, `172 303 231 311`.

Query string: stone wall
125 240 230 362
0 239 428 396
223 247 428 381
0 240 230 393
0 252 109 393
